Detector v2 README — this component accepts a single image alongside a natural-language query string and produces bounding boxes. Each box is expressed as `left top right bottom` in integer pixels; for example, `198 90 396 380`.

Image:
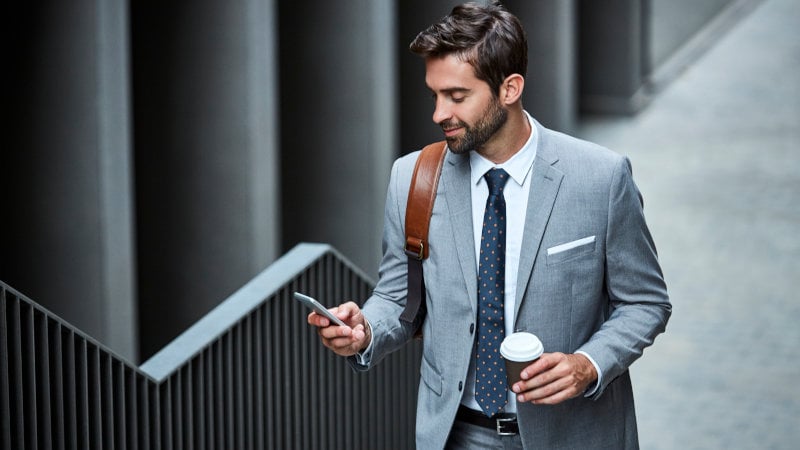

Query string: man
309 2 671 448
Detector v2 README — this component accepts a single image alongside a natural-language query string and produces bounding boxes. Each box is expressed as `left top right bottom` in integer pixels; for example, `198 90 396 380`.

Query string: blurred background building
1 0 763 366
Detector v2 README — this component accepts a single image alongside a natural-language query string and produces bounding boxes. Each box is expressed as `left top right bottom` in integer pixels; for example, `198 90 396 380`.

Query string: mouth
442 127 463 138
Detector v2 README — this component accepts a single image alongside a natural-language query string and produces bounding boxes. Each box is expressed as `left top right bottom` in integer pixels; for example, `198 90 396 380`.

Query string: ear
499 73 525 105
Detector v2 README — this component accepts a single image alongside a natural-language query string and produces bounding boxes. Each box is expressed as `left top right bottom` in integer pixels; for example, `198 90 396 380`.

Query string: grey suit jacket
351 120 671 449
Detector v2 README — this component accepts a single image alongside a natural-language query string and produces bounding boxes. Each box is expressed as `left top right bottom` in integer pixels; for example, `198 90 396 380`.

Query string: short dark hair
409 1 527 94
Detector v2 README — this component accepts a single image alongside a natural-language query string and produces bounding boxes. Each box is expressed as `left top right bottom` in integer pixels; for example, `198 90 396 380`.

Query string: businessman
309 2 671 448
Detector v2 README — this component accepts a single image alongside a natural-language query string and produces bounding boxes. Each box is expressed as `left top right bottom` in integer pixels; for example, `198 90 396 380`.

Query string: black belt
456 405 518 436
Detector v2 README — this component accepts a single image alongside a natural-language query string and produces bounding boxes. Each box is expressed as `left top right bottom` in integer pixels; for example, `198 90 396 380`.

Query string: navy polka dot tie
475 168 509 417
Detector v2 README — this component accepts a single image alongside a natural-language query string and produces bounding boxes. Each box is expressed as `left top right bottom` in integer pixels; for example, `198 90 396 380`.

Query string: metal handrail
1 243 422 449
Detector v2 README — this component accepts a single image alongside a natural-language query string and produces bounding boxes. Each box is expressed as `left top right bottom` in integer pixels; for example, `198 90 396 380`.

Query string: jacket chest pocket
546 235 596 266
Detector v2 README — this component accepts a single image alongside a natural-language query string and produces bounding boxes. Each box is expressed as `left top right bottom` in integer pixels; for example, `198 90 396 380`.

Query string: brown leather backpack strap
400 141 447 323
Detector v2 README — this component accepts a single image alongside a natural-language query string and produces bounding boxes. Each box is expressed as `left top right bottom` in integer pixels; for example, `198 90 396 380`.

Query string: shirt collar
470 110 538 188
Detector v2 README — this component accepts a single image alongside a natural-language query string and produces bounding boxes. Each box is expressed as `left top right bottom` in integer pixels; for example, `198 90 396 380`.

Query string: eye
452 96 465 103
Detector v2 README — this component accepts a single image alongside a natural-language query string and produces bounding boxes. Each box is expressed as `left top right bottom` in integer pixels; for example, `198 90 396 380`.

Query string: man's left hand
511 352 598 405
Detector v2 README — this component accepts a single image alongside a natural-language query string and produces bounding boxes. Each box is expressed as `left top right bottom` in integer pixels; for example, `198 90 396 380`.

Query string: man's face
425 55 507 154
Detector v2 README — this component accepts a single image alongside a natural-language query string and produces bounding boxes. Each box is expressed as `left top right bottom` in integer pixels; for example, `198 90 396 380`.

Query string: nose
432 98 451 125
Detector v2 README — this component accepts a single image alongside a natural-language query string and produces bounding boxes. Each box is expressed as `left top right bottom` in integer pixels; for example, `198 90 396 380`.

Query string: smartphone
293 292 347 327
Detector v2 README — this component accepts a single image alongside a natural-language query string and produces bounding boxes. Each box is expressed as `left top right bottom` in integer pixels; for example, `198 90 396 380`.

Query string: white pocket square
547 236 596 255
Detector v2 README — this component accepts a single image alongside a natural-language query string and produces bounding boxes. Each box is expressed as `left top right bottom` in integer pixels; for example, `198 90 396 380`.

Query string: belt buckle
495 416 517 436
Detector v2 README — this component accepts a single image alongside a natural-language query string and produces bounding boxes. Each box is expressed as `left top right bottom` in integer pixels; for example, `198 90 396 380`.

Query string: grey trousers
445 418 524 450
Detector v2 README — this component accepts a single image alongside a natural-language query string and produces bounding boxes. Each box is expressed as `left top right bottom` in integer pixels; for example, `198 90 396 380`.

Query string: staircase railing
1 243 422 449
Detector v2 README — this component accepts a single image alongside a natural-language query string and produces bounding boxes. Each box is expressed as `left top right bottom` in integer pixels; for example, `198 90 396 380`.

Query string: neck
476 106 531 164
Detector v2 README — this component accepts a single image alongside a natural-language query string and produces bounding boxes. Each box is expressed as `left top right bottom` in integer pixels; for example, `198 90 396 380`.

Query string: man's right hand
307 301 371 357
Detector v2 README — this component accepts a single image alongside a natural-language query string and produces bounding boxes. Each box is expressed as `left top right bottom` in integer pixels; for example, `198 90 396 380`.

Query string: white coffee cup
500 332 544 388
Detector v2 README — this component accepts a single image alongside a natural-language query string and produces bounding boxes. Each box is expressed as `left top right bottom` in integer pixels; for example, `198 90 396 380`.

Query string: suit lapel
442 152 478 314
514 126 563 325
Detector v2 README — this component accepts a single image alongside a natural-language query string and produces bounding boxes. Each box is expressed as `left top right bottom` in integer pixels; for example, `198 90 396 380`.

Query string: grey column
2 0 138 360
579 0 649 114
509 0 577 132
132 0 280 360
279 0 396 276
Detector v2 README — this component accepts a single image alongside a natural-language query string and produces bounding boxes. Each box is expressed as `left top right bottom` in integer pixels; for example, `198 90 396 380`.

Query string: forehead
424 54 485 91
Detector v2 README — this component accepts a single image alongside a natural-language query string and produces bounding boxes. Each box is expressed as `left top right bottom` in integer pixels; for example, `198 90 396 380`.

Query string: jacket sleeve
577 156 672 399
347 154 423 371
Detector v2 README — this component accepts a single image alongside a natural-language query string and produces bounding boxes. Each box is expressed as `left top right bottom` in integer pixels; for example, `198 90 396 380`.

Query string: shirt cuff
575 350 603 397
354 319 375 366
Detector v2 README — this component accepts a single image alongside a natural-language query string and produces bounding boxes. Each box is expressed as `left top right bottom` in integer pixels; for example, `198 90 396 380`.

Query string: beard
441 97 508 154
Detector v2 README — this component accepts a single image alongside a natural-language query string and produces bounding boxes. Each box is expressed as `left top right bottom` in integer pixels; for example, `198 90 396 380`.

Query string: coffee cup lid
500 332 544 361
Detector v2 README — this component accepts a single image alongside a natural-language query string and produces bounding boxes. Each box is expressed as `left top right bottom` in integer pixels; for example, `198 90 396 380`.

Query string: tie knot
484 168 509 196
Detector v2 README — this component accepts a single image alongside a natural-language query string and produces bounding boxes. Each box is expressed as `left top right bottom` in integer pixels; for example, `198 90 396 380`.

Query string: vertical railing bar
322 257 333 450
224 332 234 449
173 367 184 450
89 344 104 450
214 339 224 450
286 281 300 449
62 329 77 450
137 374 149 450
275 290 285 448
187 357 195 450
49 320 66 450
312 265 324 448
305 266 319 450
242 315 253 450
0 289 13 450
150 378 160 450
340 257 351 449
36 311 53 449
322 259 333 450
234 323 244 450
186 363 193 449
193 353 205 450
320 261 330 450
172 370 182 450
4 292 24 450
187 351 206 449
161 378 172 450
125 367 137 450
252 306 264 450
262 301 275 450
20 301 38 449
9 298 23 450
204 346 215 450
345 268 359 450
329 259 339 450
111 361 122 450
76 337 89 449
101 353 115 450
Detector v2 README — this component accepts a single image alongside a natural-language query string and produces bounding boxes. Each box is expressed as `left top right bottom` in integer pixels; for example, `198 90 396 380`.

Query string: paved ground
575 0 800 448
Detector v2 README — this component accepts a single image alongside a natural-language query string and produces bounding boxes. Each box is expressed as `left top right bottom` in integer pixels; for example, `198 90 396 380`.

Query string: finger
526 384 575 405
519 352 561 381
351 323 366 341
317 322 353 340
516 376 574 404
333 302 362 323
307 311 331 328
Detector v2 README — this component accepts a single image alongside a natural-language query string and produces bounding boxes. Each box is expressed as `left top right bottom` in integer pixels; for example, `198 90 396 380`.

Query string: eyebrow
429 87 472 95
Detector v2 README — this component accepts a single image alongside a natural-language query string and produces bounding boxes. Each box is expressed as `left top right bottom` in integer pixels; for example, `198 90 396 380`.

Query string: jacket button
458 381 463 391
469 323 475 334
